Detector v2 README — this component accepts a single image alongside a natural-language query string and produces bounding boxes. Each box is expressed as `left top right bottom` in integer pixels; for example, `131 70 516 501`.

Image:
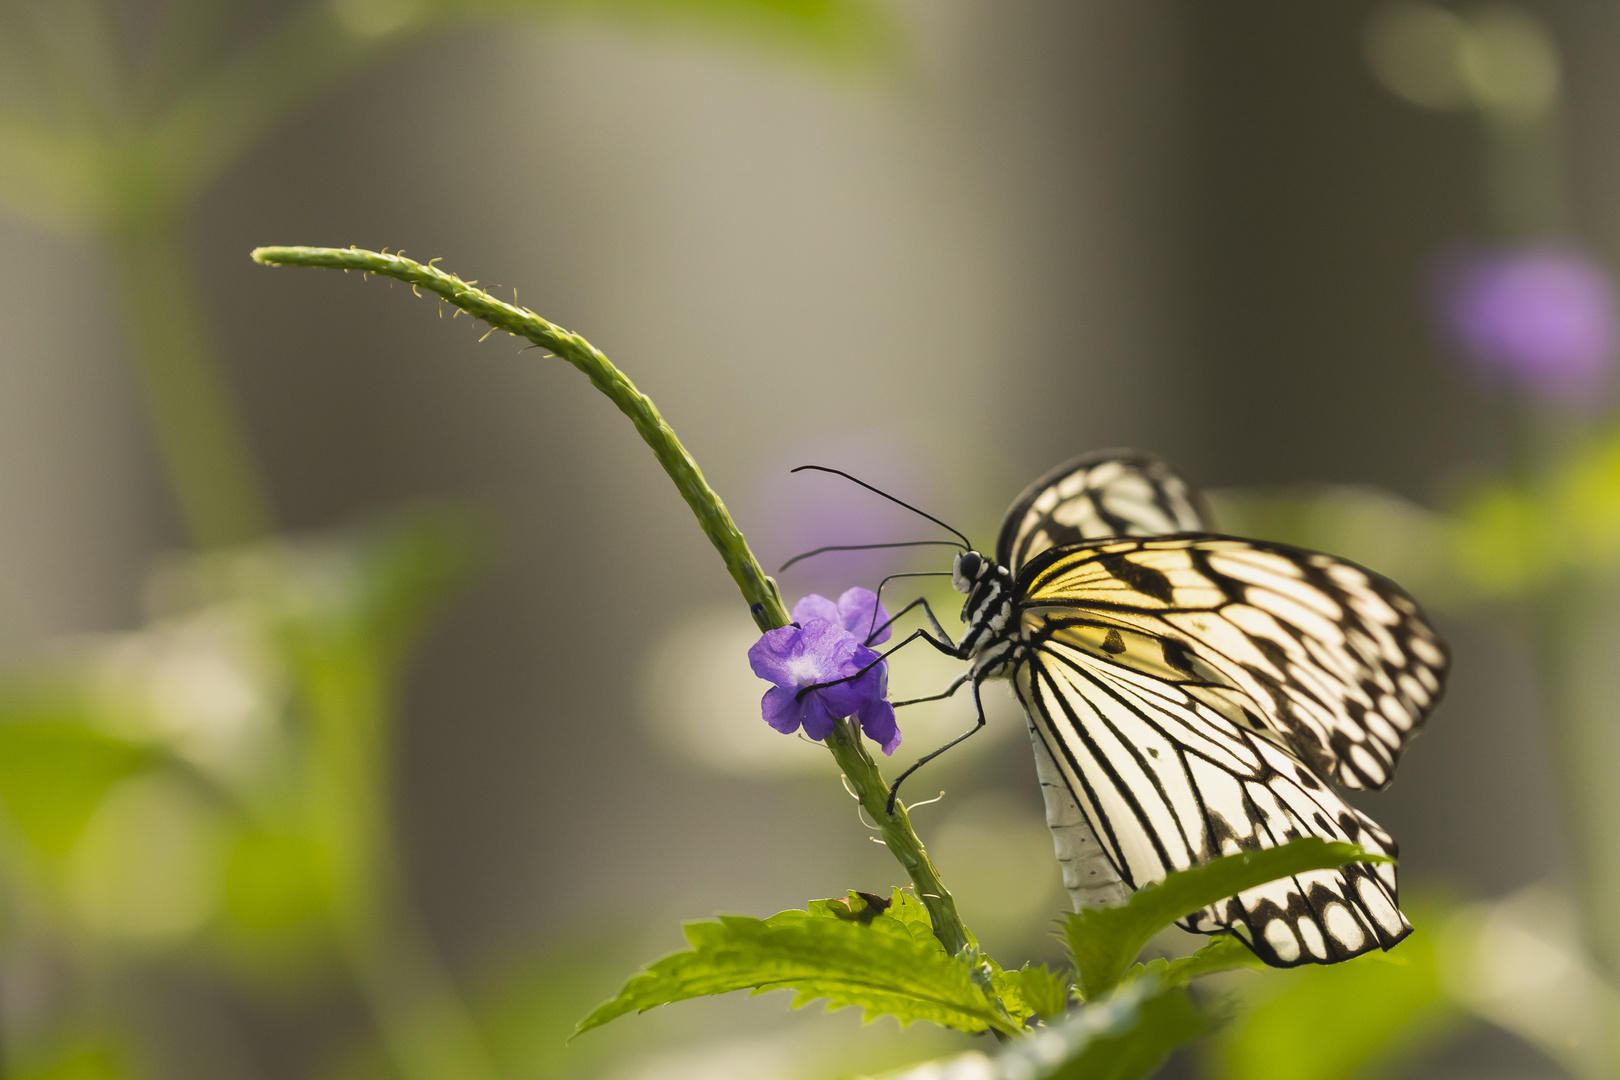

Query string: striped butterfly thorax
954 450 1448 967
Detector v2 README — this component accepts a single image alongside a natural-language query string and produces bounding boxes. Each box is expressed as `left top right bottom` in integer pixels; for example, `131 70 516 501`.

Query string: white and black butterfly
798 450 1448 967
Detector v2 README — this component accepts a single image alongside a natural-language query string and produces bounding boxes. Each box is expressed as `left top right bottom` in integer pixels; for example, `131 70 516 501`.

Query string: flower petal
849 645 890 695
791 593 840 627
800 694 838 742
792 618 865 684
837 587 892 645
748 625 807 686
761 686 804 734
816 648 892 740
857 698 901 755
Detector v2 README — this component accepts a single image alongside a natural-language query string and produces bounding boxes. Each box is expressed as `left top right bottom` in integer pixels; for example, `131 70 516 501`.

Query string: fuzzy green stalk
824 720 968 955
253 245 783 630
251 245 973 954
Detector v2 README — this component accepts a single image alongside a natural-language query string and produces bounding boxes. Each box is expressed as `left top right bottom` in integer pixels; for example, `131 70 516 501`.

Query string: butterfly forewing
1017 536 1447 792
996 450 1211 576
971 450 1447 965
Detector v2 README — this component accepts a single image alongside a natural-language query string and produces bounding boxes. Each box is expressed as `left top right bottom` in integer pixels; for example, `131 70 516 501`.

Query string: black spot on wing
1094 497 1141 539
1161 638 1196 674
1207 809 1257 855
1098 553 1175 604
1249 637 1292 678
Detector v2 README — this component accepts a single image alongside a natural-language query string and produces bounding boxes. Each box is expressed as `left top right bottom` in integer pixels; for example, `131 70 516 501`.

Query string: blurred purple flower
748 588 900 754
791 586 893 646
751 435 940 589
1434 245 1618 400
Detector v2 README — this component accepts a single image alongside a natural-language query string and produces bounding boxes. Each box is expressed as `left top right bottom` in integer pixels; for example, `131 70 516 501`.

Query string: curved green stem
252 245 785 629
250 244 973 954
825 720 969 956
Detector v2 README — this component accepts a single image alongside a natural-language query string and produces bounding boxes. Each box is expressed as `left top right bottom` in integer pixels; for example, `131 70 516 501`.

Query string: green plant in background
0 511 486 1078
251 245 1445 1080
1202 4 1620 1078
0 0 892 548
0 1 895 1077
8 3 1620 1080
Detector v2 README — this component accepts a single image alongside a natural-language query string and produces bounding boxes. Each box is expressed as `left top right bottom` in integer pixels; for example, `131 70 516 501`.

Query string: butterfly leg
884 676 989 815
867 594 957 648
796 626 968 703
893 669 971 708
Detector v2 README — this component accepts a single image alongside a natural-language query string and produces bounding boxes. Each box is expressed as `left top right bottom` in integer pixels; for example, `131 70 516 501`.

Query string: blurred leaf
880 977 1209 1080
223 828 332 932
1065 839 1387 1000
0 719 149 857
1451 484 1550 596
0 111 101 232
431 0 898 69
1049 985 1211 1080
346 507 483 659
474 932 658 1080
1134 933 1265 989
1429 886 1613 1080
1558 433 1620 563
271 508 483 666
993 962 1071 1021
1210 917 1464 1080
12 1038 134 1080
574 888 1021 1038
67 774 222 942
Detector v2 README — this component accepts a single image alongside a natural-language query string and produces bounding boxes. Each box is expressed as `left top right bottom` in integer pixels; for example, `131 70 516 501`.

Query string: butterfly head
951 551 989 594
953 551 1015 649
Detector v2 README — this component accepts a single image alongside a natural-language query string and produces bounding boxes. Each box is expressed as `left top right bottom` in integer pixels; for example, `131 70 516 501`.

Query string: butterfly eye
951 552 983 594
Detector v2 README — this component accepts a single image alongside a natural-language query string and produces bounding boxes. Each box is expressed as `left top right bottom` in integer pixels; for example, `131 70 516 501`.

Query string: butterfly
838 450 1449 967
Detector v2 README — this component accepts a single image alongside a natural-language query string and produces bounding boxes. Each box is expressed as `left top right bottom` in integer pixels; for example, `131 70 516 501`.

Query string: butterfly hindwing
1016 620 1412 964
996 449 1212 576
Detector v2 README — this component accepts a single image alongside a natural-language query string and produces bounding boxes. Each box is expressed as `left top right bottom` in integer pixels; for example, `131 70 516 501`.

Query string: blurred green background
1 1 1617 1078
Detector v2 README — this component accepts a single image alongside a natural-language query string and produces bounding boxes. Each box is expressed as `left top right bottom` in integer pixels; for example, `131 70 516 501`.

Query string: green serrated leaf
992 963 1071 1022
1065 838 1388 1000
1130 933 1266 989
574 888 1018 1039
879 889 936 935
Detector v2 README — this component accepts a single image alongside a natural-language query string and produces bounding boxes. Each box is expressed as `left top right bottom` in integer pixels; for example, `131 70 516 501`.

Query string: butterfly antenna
778 540 964 573
791 466 972 551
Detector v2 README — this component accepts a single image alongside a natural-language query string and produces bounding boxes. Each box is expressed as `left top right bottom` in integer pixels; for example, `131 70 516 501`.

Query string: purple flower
1434 244 1618 401
747 588 900 755
791 586 893 646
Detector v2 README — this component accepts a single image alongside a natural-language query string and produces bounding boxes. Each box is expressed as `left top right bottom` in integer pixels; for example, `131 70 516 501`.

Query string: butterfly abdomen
1027 716 1129 910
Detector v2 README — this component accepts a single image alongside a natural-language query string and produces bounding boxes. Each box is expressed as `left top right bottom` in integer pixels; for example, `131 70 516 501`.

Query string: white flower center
787 655 823 685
